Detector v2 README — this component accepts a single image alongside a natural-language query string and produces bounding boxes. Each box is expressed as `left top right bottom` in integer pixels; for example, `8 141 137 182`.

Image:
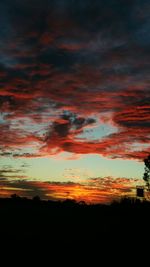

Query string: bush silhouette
33 195 41 202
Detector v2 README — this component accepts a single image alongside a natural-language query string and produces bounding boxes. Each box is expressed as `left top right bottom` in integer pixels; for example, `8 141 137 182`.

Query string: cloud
0 165 27 185
0 176 140 203
0 0 149 161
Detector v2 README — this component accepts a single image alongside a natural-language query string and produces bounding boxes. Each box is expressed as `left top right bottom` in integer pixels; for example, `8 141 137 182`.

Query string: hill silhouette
1 195 150 242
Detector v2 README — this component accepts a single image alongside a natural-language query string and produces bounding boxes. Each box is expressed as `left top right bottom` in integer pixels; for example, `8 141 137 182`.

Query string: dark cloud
0 0 149 160
44 112 96 150
0 165 27 182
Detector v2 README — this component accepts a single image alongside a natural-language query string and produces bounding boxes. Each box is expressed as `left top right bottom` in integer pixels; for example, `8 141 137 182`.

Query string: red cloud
0 2 149 161
0 81 149 160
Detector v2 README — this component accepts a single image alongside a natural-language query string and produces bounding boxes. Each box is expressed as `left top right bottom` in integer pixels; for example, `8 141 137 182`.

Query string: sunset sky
0 0 149 203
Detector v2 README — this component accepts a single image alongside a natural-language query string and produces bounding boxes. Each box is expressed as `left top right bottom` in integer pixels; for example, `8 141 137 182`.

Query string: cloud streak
0 176 140 203
0 0 149 162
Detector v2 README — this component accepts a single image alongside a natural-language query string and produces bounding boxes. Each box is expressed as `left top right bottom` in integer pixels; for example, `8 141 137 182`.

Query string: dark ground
1 196 150 243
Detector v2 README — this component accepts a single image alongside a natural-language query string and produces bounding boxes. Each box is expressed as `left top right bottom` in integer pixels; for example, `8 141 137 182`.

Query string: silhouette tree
11 194 20 199
33 195 41 202
143 155 150 190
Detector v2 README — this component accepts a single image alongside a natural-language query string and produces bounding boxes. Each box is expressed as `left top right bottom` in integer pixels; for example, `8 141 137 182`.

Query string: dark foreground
1 197 150 242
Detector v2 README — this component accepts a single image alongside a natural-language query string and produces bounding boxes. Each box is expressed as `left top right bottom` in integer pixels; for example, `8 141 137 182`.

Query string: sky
0 0 149 203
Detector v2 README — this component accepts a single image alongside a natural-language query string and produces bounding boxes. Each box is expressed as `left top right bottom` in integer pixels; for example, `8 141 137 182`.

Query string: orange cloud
0 177 140 204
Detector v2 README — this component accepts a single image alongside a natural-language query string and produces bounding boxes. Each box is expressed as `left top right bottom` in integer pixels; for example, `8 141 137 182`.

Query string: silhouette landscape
1 193 150 242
